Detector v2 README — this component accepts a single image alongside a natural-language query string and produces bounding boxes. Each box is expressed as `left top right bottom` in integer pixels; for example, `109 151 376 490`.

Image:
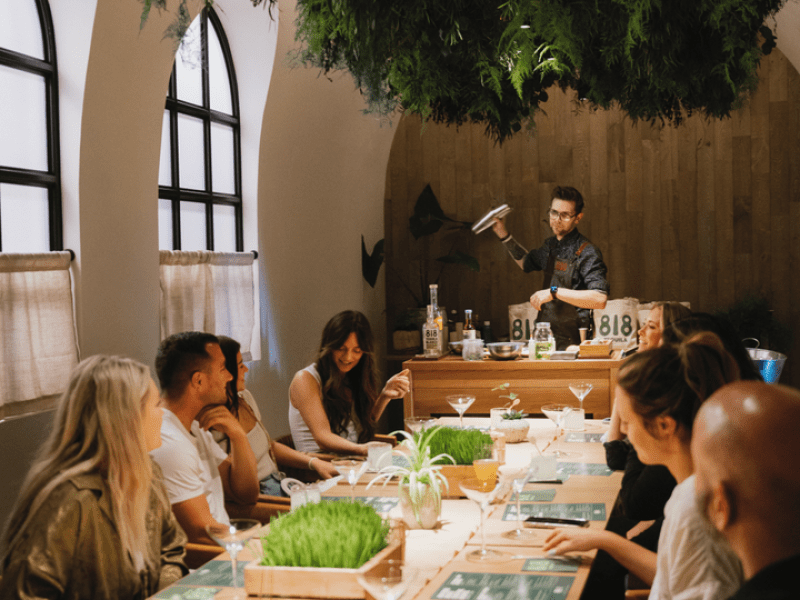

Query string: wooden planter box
244 524 405 599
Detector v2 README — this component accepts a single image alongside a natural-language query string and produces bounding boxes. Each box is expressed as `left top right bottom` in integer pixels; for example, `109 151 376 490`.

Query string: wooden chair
225 493 291 523
624 573 651 598
184 542 225 569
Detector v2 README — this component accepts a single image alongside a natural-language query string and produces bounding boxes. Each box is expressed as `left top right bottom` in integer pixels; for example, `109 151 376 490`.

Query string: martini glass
205 519 262 600
541 403 579 458
459 477 510 563
404 416 437 434
357 559 416 600
446 394 475 428
331 458 368 502
502 466 539 541
568 382 593 430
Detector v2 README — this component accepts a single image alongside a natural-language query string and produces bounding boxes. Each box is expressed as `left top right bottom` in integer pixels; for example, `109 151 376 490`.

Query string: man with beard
492 186 608 349
691 381 800 599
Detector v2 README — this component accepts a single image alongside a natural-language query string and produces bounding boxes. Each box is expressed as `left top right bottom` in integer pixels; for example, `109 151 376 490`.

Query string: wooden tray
578 339 613 358
244 524 404 599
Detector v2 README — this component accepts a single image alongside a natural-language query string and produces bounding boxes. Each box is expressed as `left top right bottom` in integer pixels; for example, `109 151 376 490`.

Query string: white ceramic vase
497 419 530 443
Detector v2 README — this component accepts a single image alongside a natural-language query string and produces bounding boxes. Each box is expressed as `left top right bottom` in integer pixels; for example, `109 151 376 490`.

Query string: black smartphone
523 516 590 529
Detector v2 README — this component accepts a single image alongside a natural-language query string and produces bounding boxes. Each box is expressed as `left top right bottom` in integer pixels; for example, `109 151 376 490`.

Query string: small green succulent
501 409 528 420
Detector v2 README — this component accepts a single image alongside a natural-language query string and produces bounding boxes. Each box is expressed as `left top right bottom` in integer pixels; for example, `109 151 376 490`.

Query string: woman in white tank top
289 311 410 455
206 336 339 496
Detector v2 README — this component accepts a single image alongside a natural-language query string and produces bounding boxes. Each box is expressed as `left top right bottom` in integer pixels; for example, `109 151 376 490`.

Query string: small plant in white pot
367 426 454 529
491 383 530 443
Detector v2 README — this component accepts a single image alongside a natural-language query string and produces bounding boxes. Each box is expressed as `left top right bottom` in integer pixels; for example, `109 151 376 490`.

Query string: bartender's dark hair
316 311 380 443
217 335 242 418
617 332 740 441
551 186 584 215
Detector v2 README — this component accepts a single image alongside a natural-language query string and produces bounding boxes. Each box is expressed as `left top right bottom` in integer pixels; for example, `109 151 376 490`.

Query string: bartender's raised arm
289 370 367 456
492 218 529 270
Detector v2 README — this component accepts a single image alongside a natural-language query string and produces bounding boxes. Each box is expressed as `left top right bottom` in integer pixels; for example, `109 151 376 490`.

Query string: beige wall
249 0 395 436
0 0 392 526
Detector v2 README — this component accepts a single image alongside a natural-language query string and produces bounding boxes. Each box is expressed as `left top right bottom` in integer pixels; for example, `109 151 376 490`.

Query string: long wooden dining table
152 417 622 600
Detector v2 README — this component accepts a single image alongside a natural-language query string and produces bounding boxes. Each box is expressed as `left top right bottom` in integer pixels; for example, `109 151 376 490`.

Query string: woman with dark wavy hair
289 310 410 455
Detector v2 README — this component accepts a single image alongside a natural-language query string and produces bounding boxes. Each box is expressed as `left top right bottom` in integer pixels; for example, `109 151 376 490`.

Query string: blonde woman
0 355 187 600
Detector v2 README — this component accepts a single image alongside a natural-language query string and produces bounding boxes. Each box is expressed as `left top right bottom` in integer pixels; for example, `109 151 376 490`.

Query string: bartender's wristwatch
550 285 558 298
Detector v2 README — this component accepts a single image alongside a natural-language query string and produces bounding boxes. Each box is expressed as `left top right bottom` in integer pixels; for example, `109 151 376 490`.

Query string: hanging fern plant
141 0 784 143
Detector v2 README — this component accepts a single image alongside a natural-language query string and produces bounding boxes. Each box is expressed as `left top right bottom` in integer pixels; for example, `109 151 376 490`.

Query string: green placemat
432 571 573 600
522 557 581 573
170 559 241 588
557 462 614 476
502 502 607 521
529 472 570 483
564 432 604 443
517 489 557 502
322 496 400 512
152 586 222 600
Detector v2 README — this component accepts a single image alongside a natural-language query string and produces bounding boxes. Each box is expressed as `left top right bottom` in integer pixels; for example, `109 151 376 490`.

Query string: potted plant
368 426 454 529
421 426 495 498
491 383 530 443
361 185 480 352
245 501 403 599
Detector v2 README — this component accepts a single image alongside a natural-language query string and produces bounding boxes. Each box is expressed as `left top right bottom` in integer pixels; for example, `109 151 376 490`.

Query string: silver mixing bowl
486 341 523 360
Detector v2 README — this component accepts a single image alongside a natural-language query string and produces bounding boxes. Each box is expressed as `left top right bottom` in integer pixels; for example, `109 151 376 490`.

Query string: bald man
691 381 800 600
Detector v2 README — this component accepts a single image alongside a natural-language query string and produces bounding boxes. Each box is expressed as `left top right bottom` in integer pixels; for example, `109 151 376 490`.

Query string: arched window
0 0 61 252
158 8 243 252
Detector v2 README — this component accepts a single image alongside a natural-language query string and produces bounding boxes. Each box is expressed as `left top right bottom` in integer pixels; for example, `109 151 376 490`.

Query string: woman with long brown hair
289 310 409 455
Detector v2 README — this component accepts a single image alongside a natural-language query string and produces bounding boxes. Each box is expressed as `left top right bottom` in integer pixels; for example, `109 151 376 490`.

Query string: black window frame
160 7 243 252
0 0 62 252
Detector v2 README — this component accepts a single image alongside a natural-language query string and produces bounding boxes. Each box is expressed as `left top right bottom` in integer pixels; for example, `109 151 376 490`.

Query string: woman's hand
311 458 341 479
381 369 410 400
543 528 613 555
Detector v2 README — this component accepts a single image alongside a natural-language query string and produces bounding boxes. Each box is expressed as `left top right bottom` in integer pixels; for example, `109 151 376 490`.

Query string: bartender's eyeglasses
548 209 576 221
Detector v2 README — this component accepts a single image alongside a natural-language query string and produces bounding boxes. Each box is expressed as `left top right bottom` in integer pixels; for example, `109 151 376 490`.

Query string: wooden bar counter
403 352 625 420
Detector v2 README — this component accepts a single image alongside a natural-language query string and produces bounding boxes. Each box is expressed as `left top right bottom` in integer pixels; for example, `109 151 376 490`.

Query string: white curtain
0 251 79 420
159 251 258 360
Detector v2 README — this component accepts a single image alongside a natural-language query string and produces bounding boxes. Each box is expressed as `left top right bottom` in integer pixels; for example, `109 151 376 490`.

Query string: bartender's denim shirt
522 227 610 325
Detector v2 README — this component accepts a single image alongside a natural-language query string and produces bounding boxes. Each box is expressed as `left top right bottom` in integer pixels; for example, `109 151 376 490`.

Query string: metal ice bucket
743 339 787 384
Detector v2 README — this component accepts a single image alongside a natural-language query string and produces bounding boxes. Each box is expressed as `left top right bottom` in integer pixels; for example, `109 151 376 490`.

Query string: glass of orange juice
473 458 499 490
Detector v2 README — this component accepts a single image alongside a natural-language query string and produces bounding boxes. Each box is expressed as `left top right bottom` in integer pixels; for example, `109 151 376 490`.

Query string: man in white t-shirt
150 332 259 545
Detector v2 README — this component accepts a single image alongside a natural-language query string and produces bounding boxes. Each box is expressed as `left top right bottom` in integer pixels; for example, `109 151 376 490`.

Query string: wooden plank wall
384 48 800 389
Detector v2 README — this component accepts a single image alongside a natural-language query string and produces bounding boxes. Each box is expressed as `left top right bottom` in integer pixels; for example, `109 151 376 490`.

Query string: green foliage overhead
259 501 389 568
293 0 784 142
141 1 783 143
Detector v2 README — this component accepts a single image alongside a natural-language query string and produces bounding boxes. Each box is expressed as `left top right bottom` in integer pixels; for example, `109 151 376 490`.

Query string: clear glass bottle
423 304 441 357
463 309 477 340
429 284 448 353
533 322 554 360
